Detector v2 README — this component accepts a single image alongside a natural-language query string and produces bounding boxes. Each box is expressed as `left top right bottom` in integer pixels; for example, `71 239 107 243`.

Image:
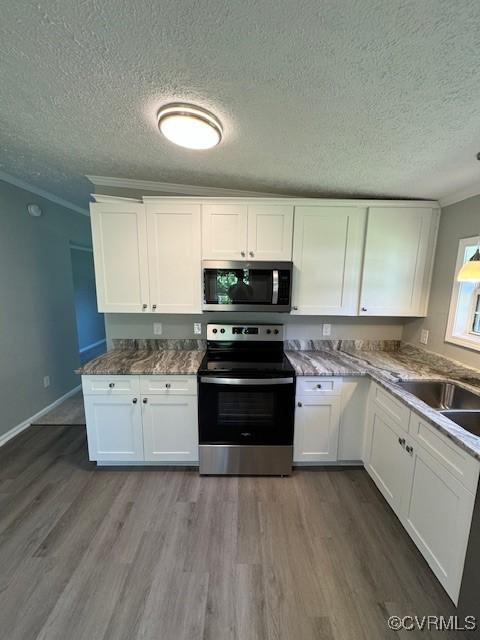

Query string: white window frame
445 236 480 351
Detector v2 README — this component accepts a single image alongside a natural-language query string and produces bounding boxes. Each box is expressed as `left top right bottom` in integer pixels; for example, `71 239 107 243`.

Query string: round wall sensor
27 204 42 217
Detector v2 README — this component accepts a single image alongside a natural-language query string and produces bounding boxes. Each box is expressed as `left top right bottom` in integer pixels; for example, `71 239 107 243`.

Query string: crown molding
0 170 89 216
86 175 285 198
439 181 480 208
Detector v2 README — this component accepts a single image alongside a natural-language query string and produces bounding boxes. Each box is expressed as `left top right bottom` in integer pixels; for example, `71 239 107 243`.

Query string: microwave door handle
272 270 279 305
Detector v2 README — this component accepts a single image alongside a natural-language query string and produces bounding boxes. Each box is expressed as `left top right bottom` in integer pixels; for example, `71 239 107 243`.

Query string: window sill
445 334 480 353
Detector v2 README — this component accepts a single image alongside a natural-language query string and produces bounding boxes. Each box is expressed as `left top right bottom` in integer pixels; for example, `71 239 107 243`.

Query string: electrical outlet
153 322 162 336
322 323 332 337
420 329 429 345
193 322 202 335
43 376 50 388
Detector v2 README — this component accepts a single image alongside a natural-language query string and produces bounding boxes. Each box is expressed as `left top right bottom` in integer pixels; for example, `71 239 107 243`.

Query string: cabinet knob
109 382 115 388
249 251 254 257
142 304 148 310
142 397 148 404
293 306 298 311
165 383 171 389
152 304 157 310
241 251 246 257
361 307 367 312
297 401 302 407
132 398 138 404
316 383 322 389
406 445 414 455
398 437 405 448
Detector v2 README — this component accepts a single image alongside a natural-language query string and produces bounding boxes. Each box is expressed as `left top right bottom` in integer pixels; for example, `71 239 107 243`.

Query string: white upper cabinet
90 202 150 313
359 206 439 316
202 203 294 261
202 204 248 260
145 202 202 313
247 205 293 260
292 206 366 315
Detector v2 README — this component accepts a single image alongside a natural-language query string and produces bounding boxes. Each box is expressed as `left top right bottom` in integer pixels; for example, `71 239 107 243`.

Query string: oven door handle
200 377 294 385
272 269 279 305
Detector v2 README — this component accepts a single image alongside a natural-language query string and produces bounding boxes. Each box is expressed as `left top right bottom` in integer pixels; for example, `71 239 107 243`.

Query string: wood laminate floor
0 426 469 640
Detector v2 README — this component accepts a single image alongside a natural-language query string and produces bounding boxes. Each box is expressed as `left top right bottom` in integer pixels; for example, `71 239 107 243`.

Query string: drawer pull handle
152 304 157 310
132 398 138 404
142 304 148 310
143 398 148 404
165 383 171 389
109 383 115 388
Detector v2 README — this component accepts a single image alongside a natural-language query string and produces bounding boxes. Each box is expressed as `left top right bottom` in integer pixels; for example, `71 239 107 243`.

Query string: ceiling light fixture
157 103 222 150
457 238 480 282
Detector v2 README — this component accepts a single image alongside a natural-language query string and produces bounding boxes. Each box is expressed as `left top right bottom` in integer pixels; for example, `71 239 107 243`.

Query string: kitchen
2 2 480 639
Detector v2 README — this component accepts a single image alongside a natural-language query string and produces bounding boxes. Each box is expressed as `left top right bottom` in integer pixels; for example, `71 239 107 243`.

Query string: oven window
204 268 273 305
218 391 274 428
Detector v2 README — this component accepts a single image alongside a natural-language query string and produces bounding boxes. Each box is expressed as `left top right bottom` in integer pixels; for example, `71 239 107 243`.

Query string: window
445 237 480 351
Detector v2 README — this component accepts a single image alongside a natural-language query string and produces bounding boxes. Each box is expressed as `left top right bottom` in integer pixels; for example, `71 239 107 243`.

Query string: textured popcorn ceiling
1 0 480 209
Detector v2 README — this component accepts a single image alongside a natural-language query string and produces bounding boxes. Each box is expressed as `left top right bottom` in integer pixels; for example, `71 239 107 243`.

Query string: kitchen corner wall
0 180 93 438
403 194 480 369
105 313 403 345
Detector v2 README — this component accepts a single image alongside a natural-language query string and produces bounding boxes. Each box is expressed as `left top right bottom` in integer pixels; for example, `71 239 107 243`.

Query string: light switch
153 322 162 335
323 323 332 337
420 329 429 345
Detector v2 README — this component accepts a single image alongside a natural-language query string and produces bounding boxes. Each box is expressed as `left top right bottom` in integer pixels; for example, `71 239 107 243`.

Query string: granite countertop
77 348 205 376
286 344 480 462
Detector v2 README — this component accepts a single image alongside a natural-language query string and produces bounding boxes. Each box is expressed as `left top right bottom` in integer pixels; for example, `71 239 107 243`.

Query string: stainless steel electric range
198 324 295 476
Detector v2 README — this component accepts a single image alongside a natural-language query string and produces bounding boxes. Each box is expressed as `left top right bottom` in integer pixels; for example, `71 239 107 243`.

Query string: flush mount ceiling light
157 103 222 150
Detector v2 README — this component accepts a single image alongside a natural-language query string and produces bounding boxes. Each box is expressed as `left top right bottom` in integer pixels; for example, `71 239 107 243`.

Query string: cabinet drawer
371 384 410 432
297 377 342 396
409 413 480 493
82 375 140 396
140 375 197 396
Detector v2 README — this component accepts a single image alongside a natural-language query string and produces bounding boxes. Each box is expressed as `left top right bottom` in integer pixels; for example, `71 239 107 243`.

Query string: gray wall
403 195 480 368
0 180 92 437
106 313 404 345
70 247 105 351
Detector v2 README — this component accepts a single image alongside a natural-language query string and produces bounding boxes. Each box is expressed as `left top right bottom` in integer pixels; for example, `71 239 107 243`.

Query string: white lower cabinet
84 395 144 462
142 395 198 462
364 382 479 604
82 375 198 464
294 378 342 463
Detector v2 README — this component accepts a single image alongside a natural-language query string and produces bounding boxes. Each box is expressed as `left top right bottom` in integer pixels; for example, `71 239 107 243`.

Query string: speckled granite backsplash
112 338 206 351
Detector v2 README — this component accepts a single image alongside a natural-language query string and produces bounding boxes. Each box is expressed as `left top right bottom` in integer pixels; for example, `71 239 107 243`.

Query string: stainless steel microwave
202 261 293 312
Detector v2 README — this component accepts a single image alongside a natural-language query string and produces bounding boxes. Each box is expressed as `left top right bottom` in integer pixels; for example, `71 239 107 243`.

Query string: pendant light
157 103 222 150
457 237 480 282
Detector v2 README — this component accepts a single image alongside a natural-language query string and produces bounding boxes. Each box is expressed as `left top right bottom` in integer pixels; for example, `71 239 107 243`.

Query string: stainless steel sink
395 380 480 410
439 411 480 437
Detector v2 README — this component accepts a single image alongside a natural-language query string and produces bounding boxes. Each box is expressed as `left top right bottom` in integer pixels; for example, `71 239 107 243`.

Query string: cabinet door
84 395 144 462
364 407 413 515
292 206 366 315
142 395 198 462
360 207 439 316
293 397 341 462
202 204 248 260
247 205 293 260
90 202 149 313
146 202 202 313
403 443 475 604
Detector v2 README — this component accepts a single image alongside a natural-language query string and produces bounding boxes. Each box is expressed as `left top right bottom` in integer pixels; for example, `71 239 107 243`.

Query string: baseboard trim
0 385 82 448
79 338 106 354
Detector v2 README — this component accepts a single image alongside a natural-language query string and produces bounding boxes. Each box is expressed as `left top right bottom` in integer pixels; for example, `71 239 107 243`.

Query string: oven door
202 261 292 312
198 376 295 445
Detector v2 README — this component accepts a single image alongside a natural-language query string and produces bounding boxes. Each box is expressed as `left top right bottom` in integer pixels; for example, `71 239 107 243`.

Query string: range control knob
266 329 271 334
220 328 225 334
274 329 279 335
212 328 218 334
